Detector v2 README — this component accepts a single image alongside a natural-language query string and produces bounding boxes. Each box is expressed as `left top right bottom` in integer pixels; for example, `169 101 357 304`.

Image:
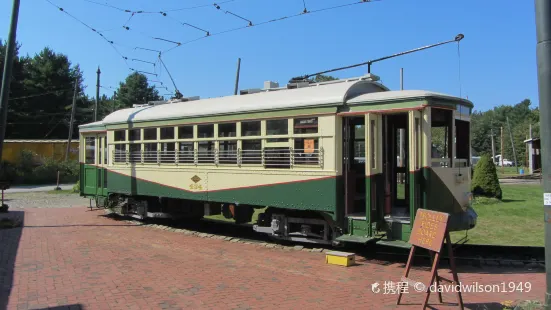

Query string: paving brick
0 206 545 310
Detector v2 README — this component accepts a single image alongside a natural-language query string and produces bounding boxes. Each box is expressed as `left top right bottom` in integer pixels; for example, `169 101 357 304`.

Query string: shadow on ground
0 210 24 310
32 304 83 310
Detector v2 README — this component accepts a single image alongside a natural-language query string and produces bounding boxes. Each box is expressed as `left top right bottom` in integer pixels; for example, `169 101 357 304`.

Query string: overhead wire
47 0 377 99
162 0 236 12
44 0 133 69
161 0 376 55
8 87 75 101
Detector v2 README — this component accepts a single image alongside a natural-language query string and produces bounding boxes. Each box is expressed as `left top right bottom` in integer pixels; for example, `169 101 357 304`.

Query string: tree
4 47 86 139
471 154 502 200
470 98 539 167
309 74 338 83
114 72 161 109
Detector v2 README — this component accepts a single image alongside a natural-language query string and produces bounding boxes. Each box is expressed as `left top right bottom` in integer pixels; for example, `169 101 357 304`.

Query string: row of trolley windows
113 138 320 167
112 117 318 142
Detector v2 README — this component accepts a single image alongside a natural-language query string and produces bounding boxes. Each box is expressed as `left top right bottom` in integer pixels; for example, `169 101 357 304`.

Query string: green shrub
0 149 79 185
73 180 80 193
471 154 502 200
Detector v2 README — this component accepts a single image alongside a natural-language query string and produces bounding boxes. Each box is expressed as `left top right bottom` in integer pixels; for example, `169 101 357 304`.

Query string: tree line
0 41 540 166
471 98 539 165
0 40 162 140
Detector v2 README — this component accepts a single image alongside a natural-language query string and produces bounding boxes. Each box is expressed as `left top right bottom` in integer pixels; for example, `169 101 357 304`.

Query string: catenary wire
161 0 377 55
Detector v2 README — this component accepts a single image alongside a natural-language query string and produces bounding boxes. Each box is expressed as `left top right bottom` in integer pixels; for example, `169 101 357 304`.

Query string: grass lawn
47 189 77 195
496 166 529 178
450 183 543 246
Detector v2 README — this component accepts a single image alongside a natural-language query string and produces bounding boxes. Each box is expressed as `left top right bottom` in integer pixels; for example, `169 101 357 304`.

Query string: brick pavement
0 206 545 310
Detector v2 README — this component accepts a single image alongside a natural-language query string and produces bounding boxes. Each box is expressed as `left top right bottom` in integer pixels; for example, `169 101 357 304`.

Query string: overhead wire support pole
534 0 551 308
95 67 100 122
0 0 20 163
234 58 241 95
65 77 79 162
506 116 518 173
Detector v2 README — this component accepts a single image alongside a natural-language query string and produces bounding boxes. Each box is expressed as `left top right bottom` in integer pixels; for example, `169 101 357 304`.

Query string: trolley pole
535 0 551 308
0 0 21 162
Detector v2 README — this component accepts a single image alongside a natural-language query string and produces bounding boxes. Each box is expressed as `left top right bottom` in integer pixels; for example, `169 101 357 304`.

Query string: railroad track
100 209 545 270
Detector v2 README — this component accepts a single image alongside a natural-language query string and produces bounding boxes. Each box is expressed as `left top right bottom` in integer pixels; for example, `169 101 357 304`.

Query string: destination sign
408 209 449 253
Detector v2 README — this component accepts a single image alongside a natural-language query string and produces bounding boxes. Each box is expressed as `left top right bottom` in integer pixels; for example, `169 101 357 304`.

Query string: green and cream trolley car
78 74 477 246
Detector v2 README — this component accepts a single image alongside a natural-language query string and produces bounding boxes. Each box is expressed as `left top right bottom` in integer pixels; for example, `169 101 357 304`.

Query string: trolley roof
79 74 472 130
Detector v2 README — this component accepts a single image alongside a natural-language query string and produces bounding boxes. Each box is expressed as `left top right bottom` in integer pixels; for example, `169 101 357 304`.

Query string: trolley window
431 108 453 167
114 144 125 163
160 127 174 140
178 126 193 139
455 119 470 166
103 137 107 165
128 129 140 141
294 138 319 165
160 142 175 163
144 143 157 163
198 141 214 163
178 142 194 163
85 137 95 164
143 128 157 140
219 123 236 137
266 119 288 135
294 117 318 134
242 140 261 164
198 124 214 138
241 121 260 136
219 140 237 164
114 130 125 141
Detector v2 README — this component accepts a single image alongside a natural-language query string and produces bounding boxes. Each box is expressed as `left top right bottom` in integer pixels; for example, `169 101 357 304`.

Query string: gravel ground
3 191 90 209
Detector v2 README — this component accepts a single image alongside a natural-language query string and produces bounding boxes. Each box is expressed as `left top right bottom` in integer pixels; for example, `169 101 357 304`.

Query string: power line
79 0 238 14
8 87 74 101
161 0 376 55
46 0 378 100
163 0 236 12
44 0 135 69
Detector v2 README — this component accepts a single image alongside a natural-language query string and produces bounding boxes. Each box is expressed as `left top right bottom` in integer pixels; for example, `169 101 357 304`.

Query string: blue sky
0 0 540 112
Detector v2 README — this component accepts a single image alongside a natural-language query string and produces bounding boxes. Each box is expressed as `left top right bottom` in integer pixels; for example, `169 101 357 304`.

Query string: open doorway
342 116 366 217
382 113 410 221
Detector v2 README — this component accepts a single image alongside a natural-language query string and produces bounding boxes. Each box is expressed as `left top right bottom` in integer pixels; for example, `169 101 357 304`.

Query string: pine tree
471 154 502 200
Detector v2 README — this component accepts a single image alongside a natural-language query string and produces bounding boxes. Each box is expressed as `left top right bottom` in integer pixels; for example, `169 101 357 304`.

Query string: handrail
112 147 324 168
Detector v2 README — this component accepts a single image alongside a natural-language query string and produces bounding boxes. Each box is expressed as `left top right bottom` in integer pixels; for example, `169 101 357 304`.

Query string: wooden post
396 209 464 309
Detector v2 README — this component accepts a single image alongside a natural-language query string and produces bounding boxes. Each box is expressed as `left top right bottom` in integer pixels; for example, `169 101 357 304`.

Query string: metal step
376 239 412 249
335 234 379 244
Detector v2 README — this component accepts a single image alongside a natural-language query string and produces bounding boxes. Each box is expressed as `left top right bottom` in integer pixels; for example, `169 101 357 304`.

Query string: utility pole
506 116 519 173
65 77 78 161
56 77 78 191
234 58 241 95
399 68 404 183
400 67 404 90
112 91 116 113
491 129 496 164
95 67 100 122
0 0 21 163
534 0 551 307
501 126 504 174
